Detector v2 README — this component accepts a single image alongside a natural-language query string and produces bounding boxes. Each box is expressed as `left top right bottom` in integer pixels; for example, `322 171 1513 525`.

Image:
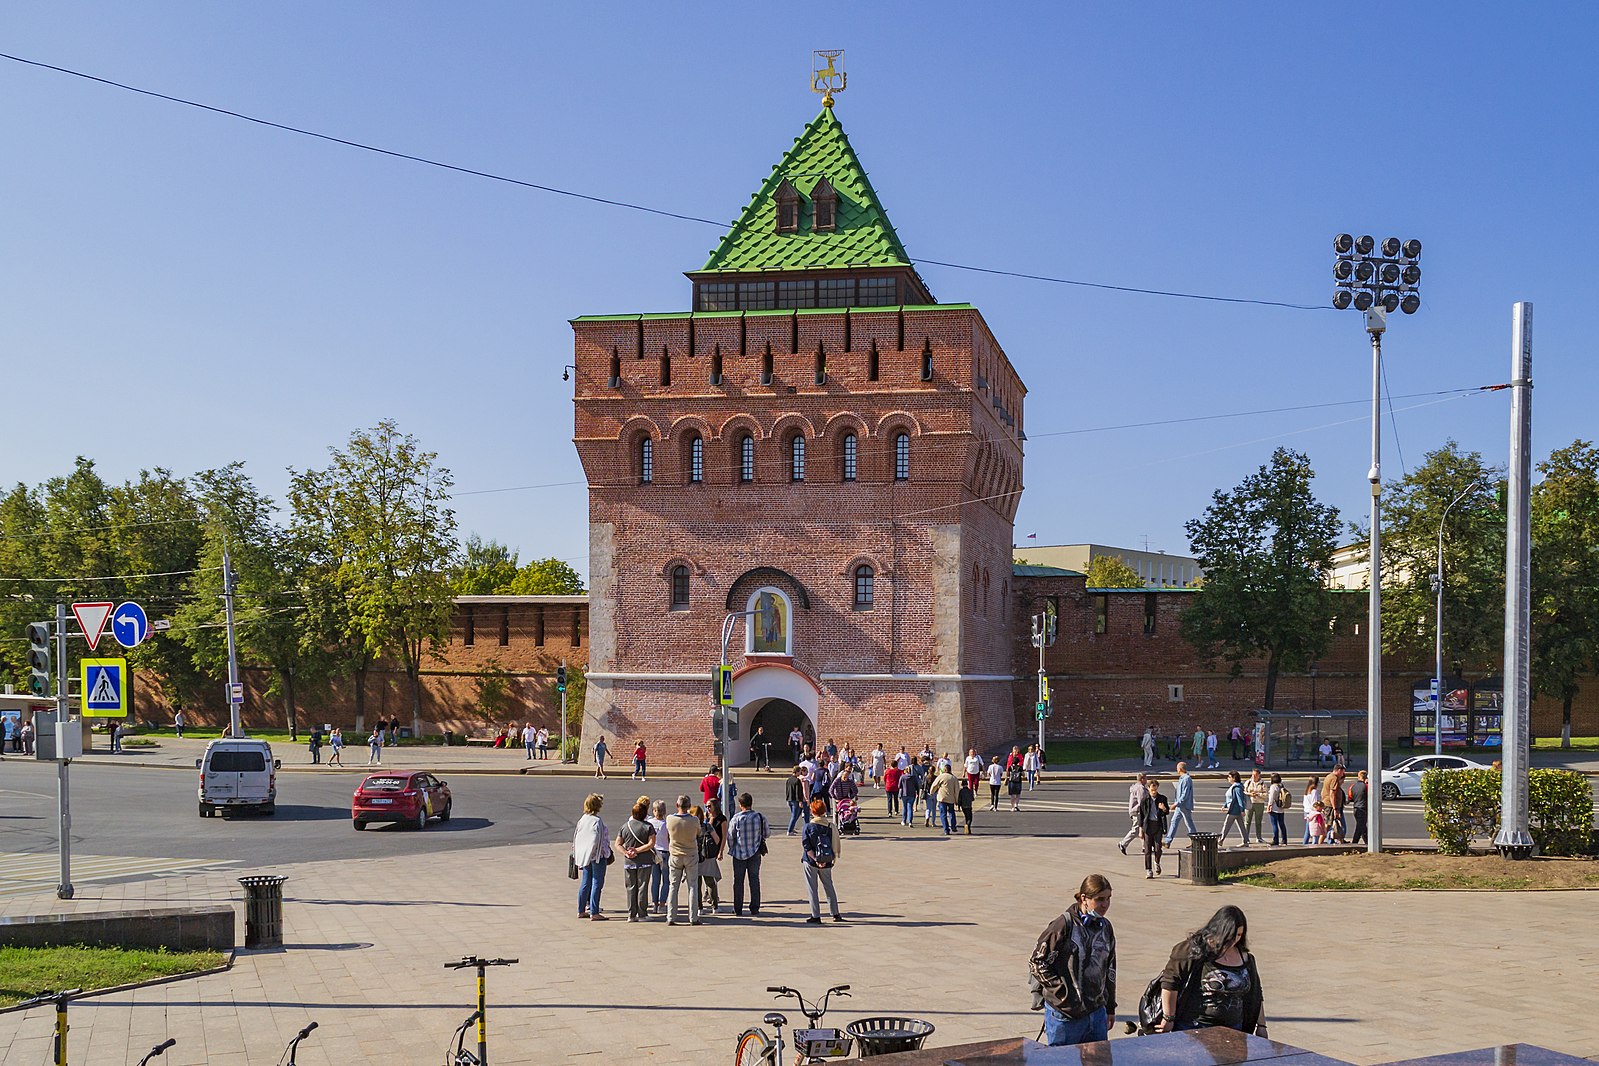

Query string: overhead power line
2 50 1324 312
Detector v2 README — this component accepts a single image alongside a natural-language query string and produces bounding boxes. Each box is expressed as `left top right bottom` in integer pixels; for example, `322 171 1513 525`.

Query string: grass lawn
1043 739 1144 765
1533 736 1599 752
0 946 227 1007
1221 852 1599 891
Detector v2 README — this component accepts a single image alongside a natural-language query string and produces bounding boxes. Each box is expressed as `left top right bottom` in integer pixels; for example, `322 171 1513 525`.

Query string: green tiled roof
700 108 914 274
1012 565 1083 578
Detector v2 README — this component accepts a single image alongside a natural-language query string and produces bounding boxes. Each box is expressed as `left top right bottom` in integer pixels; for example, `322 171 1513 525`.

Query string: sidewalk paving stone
2 826 1597 1064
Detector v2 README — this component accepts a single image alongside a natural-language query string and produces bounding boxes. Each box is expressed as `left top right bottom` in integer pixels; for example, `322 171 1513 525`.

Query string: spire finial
812 49 846 109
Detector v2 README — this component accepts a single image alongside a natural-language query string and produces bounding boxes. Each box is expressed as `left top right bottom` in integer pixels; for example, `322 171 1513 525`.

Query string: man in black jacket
1029 874 1117 1045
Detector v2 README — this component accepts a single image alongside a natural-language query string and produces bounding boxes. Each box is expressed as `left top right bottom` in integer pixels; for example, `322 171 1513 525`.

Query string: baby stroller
836 797 861 836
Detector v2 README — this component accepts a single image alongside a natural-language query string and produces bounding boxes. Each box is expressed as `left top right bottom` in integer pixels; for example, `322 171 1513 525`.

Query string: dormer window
774 178 800 234
811 177 837 232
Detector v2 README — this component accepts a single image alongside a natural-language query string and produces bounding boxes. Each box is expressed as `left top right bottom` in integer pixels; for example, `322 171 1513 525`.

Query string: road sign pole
55 602 74 900
222 545 242 738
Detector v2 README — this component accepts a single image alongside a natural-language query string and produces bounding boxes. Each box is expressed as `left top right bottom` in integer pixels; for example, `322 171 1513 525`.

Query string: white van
196 738 279 817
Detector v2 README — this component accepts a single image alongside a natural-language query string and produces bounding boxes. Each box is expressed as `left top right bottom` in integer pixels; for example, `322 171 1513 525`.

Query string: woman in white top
1265 774 1289 846
647 799 670 914
986 757 1005 811
1300 778 1320 845
572 793 612 920
1022 746 1040 791
870 745 886 787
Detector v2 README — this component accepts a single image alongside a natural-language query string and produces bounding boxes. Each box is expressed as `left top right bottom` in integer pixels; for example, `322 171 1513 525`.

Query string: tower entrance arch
725 664 818 767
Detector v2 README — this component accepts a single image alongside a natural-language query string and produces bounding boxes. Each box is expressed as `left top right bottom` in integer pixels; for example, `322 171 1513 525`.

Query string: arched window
640 437 654 484
790 435 806 481
670 565 690 610
853 565 874 610
739 435 755 482
689 436 704 483
894 433 910 480
842 433 857 481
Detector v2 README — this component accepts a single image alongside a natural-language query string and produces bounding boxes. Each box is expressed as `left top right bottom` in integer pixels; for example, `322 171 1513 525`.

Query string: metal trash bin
845 1017 936 1057
1188 832 1220 886
238 875 288 947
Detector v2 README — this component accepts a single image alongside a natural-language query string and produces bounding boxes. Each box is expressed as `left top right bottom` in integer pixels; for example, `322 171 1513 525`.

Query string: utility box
56 720 84 759
34 710 57 760
34 712 84 761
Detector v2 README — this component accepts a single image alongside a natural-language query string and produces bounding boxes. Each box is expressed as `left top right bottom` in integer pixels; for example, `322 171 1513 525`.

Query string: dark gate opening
747 698 812 766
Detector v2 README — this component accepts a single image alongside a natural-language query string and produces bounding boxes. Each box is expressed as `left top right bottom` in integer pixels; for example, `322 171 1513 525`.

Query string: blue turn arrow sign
112 601 149 649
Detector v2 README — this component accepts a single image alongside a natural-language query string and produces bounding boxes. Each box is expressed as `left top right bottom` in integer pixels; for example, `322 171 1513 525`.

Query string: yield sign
72 602 115 651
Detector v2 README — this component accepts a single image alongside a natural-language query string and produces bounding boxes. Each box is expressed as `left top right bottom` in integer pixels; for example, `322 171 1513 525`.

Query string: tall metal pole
559 659 568 763
1433 484 1477 757
222 544 242 738
1036 619 1046 756
1495 302 1534 858
1365 308 1386 853
55 601 74 899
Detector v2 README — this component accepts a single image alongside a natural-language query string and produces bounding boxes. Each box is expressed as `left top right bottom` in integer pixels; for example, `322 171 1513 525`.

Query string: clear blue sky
4 4 1595 579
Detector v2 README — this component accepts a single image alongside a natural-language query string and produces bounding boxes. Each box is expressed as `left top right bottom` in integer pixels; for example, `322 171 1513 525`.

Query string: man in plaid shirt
726 792 770 917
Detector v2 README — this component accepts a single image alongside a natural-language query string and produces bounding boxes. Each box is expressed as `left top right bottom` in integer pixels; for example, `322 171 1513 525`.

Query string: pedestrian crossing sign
81 657 129 717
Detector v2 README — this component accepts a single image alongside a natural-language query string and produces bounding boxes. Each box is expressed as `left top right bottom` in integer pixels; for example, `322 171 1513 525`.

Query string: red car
352 771 452 830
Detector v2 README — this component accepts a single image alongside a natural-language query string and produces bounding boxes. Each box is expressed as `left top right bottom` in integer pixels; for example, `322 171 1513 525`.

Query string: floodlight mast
1331 233 1423 855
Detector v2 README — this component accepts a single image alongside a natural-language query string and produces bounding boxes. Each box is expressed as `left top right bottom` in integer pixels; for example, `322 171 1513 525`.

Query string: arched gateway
725 664 818 767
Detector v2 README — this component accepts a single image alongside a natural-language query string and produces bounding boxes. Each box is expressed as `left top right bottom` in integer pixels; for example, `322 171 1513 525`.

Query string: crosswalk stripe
0 851 239 897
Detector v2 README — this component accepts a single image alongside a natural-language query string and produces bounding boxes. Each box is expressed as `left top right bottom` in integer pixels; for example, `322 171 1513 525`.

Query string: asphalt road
0 761 1437 868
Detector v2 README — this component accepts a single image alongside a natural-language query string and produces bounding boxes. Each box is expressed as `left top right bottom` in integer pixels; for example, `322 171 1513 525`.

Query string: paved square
3 831 1597 1064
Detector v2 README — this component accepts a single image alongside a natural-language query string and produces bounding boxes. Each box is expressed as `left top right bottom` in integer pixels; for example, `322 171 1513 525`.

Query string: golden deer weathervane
812 50 846 108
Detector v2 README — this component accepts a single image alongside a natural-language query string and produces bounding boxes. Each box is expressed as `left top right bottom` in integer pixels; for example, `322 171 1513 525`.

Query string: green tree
1181 447 1341 709
454 535 520 595
1085 554 1144 588
1376 442 1505 672
290 421 458 735
503 557 585 595
178 464 334 738
1531 440 1599 747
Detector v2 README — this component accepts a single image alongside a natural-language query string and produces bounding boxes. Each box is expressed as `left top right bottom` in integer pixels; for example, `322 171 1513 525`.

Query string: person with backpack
1154 905 1265 1034
1028 873 1117 1045
1265 773 1290 846
1006 757 1026 812
883 761 902 817
1218 771 1249 846
801 798 845 923
785 765 810 835
956 780 975 834
898 760 920 827
1138 779 1171 877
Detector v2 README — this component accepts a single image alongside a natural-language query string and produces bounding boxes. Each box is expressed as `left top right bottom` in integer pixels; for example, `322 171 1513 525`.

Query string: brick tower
571 102 1027 765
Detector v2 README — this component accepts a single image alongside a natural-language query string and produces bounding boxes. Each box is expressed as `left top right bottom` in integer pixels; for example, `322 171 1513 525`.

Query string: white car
1379 754 1493 800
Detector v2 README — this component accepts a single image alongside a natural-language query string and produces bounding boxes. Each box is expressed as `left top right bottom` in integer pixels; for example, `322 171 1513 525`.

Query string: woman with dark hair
1156 905 1265 1034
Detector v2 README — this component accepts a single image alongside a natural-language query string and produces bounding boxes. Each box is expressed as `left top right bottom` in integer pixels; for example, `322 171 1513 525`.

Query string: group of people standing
1030 875 1266 1044
2 715 35 753
1138 725 1266 770
1116 762 1372 873
570 786 848 925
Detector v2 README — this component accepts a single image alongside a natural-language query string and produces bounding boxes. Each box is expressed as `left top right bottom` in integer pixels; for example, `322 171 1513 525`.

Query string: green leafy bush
1529 768 1595 856
1422 769 1500 854
1421 767 1595 855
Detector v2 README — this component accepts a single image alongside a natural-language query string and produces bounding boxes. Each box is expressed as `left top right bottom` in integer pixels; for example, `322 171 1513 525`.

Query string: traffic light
26 622 51 696
556 665 567 693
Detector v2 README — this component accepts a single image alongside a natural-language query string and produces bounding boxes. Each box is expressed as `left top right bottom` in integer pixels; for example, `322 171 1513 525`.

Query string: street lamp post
718 610 761 822
1431 483 1479 757
1333 233 1422 855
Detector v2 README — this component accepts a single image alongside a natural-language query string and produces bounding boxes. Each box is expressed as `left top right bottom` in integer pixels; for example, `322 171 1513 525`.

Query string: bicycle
446 1010 483 1065
278 1021 318 1065
734 984 852 1065
136 1039 177 1066
15 989 81 1066
444 955 518 1066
